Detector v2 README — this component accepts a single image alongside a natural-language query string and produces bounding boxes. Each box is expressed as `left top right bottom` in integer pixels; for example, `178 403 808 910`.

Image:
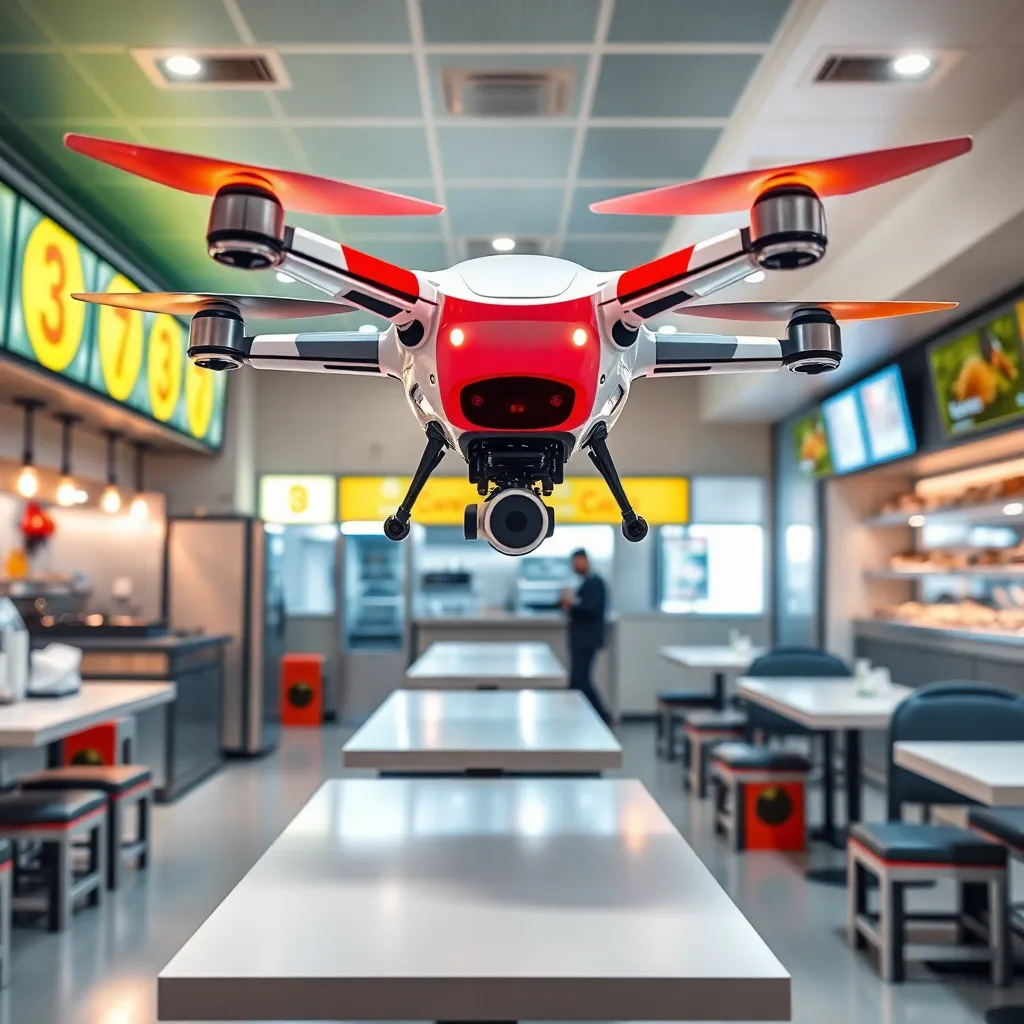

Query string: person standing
560 548 610 724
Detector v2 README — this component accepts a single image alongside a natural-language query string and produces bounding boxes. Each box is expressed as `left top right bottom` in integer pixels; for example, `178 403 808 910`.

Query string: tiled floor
1 723 1020 1023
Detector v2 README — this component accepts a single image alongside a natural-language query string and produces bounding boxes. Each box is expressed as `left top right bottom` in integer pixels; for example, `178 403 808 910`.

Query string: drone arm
243 330 386 375
639 333 783 378
278 226 435 331
603 228 758 327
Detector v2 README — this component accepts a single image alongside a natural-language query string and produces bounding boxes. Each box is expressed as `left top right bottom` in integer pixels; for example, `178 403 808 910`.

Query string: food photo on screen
792 410 832 476
929 303 1024 435
859 367 916 463
822 391 868 474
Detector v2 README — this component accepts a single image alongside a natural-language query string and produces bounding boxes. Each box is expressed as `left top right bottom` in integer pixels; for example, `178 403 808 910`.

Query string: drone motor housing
465 488 555 556
206 184 285 270
782 308 843 374
187 308 248 370
749 186 827 271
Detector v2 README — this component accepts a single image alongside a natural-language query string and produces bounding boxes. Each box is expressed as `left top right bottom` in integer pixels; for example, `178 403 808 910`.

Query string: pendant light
54 413 82 507
13 398 44 498
101 430 122 515
129 442 150 521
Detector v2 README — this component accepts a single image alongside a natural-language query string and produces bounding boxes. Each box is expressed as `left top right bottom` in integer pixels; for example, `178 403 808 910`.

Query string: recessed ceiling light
492 237 515 252
745 270 766 284
275 271 293 284
892 53 932 78
358 324 378 334
657 325 677 335
164 54 203 78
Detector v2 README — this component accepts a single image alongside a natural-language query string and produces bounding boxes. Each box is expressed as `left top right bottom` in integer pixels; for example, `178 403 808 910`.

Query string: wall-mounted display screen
822 390 868 474
929 303 1024 437
858 364 916 464
791 409 832 477
0 179 226 451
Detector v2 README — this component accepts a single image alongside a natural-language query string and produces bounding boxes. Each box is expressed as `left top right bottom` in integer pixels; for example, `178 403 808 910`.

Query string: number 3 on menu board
21 218 85 372
147 314 183 422
97 274 144 401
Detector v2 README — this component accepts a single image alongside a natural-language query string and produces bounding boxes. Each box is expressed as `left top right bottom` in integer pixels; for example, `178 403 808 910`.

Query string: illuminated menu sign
0 179 226 450
259 476 337 524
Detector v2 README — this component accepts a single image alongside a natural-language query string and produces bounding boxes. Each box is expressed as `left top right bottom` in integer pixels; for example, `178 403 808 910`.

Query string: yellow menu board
260 475 338 524
339 476 688 525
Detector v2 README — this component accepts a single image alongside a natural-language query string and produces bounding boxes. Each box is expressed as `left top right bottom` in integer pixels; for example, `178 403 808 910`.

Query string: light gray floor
0 723 1019 1023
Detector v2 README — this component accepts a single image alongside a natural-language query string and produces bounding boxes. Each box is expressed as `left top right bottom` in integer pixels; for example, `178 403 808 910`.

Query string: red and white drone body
67 133 970 555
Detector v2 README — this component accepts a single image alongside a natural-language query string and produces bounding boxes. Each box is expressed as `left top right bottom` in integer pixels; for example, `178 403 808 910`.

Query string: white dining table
158 777 790 1022
406 640 567 689
342 688 621 773
660 644 765 709
893 741 1024 807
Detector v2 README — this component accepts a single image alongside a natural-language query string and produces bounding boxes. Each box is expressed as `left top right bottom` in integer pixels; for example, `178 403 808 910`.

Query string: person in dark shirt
560 548 610 724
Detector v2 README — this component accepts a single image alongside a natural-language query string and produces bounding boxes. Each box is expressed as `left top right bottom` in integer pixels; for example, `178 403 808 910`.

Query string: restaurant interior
1 1 1024 1023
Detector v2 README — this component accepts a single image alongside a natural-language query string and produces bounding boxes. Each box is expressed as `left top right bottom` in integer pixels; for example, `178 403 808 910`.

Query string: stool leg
655 709 664 757
107 801 122 891
138 795 150 870
990 874 1010 987
50 839 71 932
0 866 9 988
880 878 905 983
696 743 708 800
91 822 106 909
732 781 743 852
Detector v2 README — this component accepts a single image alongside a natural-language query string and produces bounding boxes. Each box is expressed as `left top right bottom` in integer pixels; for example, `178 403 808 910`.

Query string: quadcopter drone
67 133 970 556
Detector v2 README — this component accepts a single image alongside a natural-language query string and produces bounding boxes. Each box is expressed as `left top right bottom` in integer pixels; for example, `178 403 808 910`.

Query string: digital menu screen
791 409 832 477
822 390 868 474
858 365 916 464
929 303 1024 436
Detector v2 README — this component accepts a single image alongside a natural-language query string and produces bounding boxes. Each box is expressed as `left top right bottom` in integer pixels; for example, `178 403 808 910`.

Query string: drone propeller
679 300 957 323
590 137 972 216
72 292 357 319
65 134 444 217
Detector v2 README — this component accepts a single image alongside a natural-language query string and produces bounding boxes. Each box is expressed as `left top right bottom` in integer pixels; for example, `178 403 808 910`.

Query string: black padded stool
682 710 747 798
0 790 105 931
656 690 719 760
22 765 152 891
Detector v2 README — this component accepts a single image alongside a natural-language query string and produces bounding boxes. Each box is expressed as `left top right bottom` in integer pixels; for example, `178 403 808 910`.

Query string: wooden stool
710 743 809 852
22 766 152 891
0 790 106 931
682 710 747 798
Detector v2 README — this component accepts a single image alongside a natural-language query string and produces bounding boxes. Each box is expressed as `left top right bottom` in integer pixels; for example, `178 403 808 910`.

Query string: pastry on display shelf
879 599 1024 633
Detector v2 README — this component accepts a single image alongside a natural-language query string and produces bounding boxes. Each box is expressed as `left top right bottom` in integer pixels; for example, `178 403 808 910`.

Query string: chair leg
138 795 150 870
990 874 1010 987
49 840 71 933
107 801 122 891
93 821 106 909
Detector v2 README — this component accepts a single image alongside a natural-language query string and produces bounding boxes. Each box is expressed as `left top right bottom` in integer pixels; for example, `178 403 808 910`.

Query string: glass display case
341 526 406 650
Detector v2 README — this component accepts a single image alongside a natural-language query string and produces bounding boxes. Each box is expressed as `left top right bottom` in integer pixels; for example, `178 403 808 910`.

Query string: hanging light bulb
54 413 81 507
102 430 122 515
130 495 149 520
13 398 43 500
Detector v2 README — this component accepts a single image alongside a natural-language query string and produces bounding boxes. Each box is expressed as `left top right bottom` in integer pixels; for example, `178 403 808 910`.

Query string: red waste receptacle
281 654 324 727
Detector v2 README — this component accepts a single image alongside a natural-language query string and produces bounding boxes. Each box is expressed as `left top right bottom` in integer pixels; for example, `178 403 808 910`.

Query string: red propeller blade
72 292 356 319
591 137 972 216
65 134 444 217
679 300 957 323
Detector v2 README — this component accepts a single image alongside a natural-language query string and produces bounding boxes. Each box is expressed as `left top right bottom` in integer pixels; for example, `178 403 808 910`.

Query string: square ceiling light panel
420 0 601 43
295 126 434 183
26 0 244 46
437 126 575 179
593 54 763 119
608 0 792 43
237 0 411 43
277 54 422 118
579 127 721 180
446 186 564 236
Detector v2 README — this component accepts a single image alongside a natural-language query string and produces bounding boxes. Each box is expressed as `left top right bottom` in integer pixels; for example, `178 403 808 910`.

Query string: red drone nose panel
434 296 601 433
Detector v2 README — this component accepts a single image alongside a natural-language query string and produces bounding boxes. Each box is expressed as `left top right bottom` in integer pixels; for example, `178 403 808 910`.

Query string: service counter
46 633 229 802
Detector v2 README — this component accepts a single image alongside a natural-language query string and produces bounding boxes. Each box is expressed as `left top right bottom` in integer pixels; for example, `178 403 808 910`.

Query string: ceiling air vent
814 54 937 84
465 238 545 259
443 69 573 117
132 49 290 90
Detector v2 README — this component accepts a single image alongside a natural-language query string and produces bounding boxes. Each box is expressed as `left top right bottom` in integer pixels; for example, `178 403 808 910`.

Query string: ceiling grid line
552 0 616 259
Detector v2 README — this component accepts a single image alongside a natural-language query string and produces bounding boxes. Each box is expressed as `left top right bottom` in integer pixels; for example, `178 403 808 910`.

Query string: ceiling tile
559 239 660 272
593 54 761 118
568 185 673 235
94 182 210 239
351 239 450 269
438 126 574 179
336 185 442 238
32 0 243 45
279 54 421 118
607 0 792 43
0 54 111 119
578 127 720 180
427 54 590 117
237 0 411 43
296 126 432 182
0 4 47 43
141 124 295 167
421 0 600 43
446 186 563 235
76 54 274 119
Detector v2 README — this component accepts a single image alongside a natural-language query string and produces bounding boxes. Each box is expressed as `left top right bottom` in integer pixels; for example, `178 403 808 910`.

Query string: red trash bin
281 654 324 727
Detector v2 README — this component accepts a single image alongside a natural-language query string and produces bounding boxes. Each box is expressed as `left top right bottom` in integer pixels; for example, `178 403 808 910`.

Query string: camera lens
480 489 550 556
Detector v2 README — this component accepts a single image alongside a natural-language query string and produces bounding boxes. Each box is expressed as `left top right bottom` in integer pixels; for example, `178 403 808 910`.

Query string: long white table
406 641 567 690
0 681 175 747
343 689 621 774
736 677 912 858
660 644 764 708
894 742 1024 807
159 778 790 1022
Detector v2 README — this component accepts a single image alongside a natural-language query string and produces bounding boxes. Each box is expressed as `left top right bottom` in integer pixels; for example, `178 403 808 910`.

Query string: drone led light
572 328 588 347
449 327 465 347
